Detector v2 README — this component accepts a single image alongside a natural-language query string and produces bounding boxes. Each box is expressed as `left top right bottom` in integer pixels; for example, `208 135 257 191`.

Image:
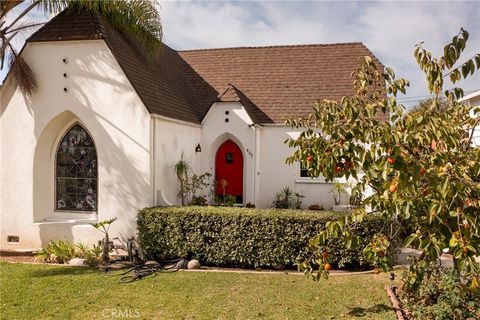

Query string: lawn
0 262 396 320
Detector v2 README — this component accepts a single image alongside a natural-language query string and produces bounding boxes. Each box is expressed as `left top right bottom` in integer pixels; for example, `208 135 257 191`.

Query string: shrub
191 195 207 206
272 187 304 209
400 263 480 320
137 206 401 269
35 240 76 264
308 204 323 211
214 194 236 207
35 240 104 265
76 242 102 265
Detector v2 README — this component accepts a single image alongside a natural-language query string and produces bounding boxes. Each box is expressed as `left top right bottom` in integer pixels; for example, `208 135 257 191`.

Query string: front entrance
215 140 243 203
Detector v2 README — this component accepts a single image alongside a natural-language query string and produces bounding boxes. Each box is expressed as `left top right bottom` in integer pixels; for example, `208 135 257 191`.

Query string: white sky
2 0 479 106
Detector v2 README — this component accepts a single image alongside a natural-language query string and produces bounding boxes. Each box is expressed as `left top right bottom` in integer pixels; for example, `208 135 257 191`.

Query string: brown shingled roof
179 44 385 123
27 10 385 124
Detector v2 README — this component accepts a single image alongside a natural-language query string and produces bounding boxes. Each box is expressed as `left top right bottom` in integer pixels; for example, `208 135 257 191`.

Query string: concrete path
394 247 480 267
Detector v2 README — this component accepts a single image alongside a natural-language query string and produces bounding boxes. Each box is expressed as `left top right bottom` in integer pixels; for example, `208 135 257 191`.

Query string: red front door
215 140 243 203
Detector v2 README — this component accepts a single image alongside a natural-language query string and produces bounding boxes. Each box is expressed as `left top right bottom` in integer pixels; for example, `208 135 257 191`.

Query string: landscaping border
385 286 408 320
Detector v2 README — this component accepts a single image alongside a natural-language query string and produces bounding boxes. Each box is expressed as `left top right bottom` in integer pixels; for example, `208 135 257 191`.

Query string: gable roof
28 10 210 124
26 10 385 124
179 44 385 123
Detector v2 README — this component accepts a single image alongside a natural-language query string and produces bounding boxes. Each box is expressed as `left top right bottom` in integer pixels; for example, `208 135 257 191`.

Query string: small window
299 163 310 178
225 152 234 164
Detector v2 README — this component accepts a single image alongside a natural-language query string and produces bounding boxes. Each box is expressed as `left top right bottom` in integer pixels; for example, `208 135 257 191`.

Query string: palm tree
0 0 162 94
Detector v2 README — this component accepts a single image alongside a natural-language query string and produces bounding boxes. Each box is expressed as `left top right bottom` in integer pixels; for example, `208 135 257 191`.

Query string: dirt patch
0 250 37 264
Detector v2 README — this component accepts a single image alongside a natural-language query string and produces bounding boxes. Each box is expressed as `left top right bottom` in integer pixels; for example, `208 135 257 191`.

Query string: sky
2 0 479 106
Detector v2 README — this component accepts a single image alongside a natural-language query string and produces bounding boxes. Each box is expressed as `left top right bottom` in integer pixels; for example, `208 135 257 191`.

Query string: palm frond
1 0 162 95
0 0 24 21
8 48 36 94
5 21 45 35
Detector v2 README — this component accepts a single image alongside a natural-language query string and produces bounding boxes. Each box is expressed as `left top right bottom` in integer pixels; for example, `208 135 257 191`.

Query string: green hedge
137 206 400 269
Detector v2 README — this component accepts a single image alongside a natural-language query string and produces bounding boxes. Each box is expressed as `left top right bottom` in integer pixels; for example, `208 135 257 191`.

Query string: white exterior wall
258 126 348 209
468 95 480 147
0 40 362 250
200 102 257 205
153 116 201 205
0 40 152 250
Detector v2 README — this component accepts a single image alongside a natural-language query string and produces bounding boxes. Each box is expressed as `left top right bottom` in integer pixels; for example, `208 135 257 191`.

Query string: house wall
467 95 480 147
199 102 257 205
258 126 349 209
0 40 152 250
153 116 201 205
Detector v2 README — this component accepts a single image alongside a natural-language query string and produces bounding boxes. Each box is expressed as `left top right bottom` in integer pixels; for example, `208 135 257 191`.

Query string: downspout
150 117 157 206
253 124 262 206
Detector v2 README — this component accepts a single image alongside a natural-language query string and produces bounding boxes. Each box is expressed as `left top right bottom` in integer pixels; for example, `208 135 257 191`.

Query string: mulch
0 250 37 264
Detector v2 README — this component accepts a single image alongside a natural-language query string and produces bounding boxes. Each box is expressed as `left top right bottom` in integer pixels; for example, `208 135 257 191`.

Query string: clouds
1 0 478 104
159 0 480 105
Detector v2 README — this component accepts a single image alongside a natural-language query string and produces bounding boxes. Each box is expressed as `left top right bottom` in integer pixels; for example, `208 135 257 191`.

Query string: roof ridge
177 42 364 53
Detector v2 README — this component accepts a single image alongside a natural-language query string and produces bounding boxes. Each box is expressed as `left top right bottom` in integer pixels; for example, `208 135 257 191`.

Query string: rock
144 260 160 266
68 258 85 266
187 259 201 269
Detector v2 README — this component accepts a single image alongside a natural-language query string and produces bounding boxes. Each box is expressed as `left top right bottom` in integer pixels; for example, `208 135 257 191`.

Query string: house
0 11 385 250
459 90 480 147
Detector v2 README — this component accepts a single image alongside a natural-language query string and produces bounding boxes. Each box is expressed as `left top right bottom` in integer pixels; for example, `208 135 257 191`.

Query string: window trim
53 121 98 214
295 162 346 184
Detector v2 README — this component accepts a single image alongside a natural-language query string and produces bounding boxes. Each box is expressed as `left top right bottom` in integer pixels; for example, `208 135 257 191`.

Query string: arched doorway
215 140 243 203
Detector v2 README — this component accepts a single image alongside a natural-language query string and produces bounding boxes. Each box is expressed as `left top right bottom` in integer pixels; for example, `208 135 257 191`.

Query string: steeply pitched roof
27 11 385 124
28 11 210 124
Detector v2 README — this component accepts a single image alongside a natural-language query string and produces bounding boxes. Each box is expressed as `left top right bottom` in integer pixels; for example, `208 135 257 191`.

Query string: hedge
137 206 401 269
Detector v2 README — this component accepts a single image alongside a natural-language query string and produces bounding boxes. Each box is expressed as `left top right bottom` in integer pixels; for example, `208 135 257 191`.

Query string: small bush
35 240 76 264
191 195 207 206
308 204 323 211
35 240 103 265
76 242 102 265
245 202 256 208
273 187 304 209
400 263 480 320
137 206 401 269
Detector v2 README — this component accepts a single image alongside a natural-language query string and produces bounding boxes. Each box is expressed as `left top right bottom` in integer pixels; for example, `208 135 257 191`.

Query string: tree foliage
285 28 480 289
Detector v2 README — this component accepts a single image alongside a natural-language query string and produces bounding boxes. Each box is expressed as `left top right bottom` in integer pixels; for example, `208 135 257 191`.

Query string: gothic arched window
55 123 97 212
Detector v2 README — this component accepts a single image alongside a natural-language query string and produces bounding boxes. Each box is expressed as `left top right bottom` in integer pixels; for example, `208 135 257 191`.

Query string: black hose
105 258 187 283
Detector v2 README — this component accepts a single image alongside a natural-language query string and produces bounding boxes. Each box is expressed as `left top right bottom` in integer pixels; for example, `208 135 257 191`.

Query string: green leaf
405 234 417 247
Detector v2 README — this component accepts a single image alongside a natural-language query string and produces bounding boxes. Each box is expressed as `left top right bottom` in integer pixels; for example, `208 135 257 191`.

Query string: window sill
295 178 347 184
296 179 327 184
35 212 97 225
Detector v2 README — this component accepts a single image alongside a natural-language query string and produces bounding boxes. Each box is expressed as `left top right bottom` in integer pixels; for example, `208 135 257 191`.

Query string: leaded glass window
56 124 97 212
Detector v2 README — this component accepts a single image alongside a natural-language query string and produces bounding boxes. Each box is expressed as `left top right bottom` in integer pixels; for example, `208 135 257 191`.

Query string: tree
173 153 192 206
1 0 162 94
285 28 480 290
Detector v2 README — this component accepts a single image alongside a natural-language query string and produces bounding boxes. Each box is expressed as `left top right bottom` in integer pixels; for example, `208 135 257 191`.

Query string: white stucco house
0 11 386 250
459 90 480 147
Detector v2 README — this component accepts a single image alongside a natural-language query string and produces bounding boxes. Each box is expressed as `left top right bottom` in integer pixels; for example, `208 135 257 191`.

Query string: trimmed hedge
137 206 400 269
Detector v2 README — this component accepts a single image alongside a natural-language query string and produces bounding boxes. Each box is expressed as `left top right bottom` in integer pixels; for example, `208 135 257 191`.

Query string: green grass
0 262 396 320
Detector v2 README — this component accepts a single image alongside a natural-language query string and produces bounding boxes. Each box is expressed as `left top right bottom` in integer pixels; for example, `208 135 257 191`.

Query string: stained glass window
56 124 97 212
